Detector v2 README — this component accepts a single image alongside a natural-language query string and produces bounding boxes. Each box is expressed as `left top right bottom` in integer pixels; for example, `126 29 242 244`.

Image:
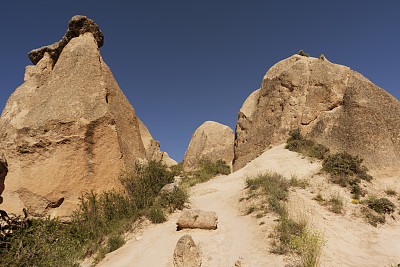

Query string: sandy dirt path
98 144 400 266
98 144 320 267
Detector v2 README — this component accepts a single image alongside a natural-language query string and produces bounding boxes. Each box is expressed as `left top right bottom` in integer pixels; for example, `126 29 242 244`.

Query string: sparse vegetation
322 152 372 185
181 158 231 186
158 185 189 212
289 175 309 189
107 235 125 253
285 128 330 160
362 207 386 227
365 196 396 214
147 205 167 223
291 228 326 267
245 172 325 266
298 50 311 57
328 193 344 214
385 187 397 196
0 160 184 266
313 192 324 203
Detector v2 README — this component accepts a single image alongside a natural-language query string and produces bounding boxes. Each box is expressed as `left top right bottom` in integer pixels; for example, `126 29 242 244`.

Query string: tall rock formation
233 54 400 177
183 121 234 171
0 16 173 217
138 118 177 167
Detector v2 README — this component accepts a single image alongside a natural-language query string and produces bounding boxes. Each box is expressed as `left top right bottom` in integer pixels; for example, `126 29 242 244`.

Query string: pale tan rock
183 121 234 171
138 118 177 167
0 18 168 217
177 209 218 230
173 235 202 267
233 54 400 176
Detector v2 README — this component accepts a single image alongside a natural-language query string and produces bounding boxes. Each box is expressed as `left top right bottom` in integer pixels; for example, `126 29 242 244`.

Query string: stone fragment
177 209 218 230
173 235 202 267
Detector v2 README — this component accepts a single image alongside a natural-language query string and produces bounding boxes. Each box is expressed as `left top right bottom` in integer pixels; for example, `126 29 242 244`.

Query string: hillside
98 145 400 266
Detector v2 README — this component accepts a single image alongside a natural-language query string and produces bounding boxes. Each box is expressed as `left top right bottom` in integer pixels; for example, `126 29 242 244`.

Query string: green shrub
322 152 371 182
298 50 310 57
365 197 396 214
244 172 325 264
159 185 189 212
170 161 184 176
313 192 324 203
147 205 166 223
107 235 125 253
351 184 361 200
285 128 330 160
288 128 303 142
272 214 306 254
0 218 83 267
120 160 174 211
385 187 397 196
362 207 385 227
1 160 177 265
246 205 256 215
328 193 344 214
291 228 325 267
182 158 231 186
289 175 309 189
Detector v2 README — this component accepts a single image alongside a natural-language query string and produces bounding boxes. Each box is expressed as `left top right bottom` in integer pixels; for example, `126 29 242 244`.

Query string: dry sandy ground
98 144 400 267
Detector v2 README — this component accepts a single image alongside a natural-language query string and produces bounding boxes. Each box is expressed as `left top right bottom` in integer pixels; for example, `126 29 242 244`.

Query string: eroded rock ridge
233 54 400 176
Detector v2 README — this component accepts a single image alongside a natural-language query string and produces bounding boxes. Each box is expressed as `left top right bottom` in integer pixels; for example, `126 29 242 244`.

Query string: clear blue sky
1 1 399 162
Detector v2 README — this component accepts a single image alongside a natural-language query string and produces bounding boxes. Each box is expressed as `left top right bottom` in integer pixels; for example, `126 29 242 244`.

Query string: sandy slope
98 144 400 267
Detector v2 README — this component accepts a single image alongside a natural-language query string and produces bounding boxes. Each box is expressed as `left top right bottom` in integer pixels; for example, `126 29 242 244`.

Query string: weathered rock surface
233 54 400 176
177 209 218 230
28 15 104 65
138 118 177 167
0 16 172 217
183 121 234 171
173 235 202 267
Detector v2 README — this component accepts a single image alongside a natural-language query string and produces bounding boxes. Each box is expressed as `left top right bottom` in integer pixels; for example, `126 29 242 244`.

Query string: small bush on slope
322 152 372 185
365 196 396 214
245 172 325 266
158 185 189 212
285 128 330 160
181 158 231 186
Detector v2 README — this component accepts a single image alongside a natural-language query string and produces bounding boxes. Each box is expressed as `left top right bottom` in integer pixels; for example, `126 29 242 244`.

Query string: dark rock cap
28 15 104 65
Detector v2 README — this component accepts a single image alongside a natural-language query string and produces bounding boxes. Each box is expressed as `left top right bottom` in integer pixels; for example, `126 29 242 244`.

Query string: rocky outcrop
173 235 202 267
0 16 170 217
233 54 400 176
28 15 103 65
177 209 218 230
138 118 177 167
183 121 234 171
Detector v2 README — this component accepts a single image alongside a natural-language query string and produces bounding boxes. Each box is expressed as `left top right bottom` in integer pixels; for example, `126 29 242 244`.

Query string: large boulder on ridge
0 16 172 217
183 121 234 171
233 54 400 177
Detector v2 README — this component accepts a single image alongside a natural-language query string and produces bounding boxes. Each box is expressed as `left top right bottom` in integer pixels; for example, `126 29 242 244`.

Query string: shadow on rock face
0 156 8 205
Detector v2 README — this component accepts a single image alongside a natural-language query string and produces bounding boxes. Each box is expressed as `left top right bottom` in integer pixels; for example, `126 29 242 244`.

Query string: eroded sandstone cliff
233 54 400 177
